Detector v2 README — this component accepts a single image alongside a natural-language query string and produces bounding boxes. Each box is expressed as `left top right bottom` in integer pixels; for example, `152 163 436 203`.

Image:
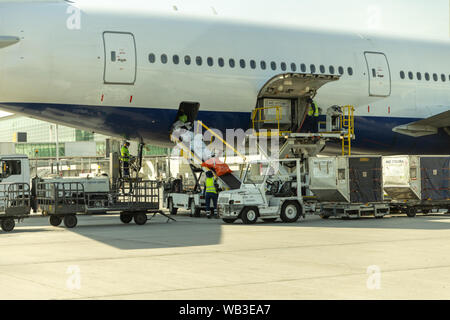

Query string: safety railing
340 105 355 156
36 182 85 215
0 183 31 215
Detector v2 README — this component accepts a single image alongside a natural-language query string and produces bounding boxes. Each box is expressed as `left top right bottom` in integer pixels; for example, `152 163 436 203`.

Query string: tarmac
2 211 450 300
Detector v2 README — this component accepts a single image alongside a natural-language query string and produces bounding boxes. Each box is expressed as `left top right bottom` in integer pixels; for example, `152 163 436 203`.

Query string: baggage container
309 156 383 203
383 156 450 201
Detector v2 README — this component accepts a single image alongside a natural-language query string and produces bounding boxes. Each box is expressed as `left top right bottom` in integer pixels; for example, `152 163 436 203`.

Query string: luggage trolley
36 180 170 228
0 183 31 232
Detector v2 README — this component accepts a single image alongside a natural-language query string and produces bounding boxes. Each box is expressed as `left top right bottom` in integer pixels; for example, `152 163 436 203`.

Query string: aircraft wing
0 36 20 49
393 110 450 137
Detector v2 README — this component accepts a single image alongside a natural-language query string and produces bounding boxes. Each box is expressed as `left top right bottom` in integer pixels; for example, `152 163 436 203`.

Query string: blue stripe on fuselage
0 102 448 154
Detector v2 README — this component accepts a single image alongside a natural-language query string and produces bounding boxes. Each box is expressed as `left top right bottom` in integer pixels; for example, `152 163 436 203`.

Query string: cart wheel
49 215 62 227
120 213 133 224
281 201 301 223
64 215 78 229
134 213 147 225
1 219 15 232
262 218 277 223
168 198 178 216
406 207 417 218
241 207 259 225
222 218 237 224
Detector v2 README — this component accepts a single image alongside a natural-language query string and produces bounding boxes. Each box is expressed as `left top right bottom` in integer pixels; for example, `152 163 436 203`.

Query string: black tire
134 213 147 226
1 219 15 232
262 218 277 223
120 213 133 224
49 215 62 227
168 198 178 216
280 201 302 223
241 207 259 225
222 218 237 224
406 207 417 218
63 215 78 229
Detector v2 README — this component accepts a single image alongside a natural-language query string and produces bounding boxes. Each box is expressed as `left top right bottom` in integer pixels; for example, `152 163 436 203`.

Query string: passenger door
364 52 391 97
103 32 137 84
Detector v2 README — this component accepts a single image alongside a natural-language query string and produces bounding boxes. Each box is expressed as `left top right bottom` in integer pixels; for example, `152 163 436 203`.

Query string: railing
340 105 355 156
0 183 31 215
37 182 85 215
252 106 292 137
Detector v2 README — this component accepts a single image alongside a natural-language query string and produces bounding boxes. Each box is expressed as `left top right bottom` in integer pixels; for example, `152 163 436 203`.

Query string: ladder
340 105 355 156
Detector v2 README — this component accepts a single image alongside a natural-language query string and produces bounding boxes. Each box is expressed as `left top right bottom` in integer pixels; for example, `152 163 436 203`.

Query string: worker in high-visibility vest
204 171 219 219
121 141 131 177
306 98 320 133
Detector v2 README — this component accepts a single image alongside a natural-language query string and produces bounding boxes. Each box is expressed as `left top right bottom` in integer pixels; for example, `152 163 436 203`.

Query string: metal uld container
309 156 383 203
383 155 450 201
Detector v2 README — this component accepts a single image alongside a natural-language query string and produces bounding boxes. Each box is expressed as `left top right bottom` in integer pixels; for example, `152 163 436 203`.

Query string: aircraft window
408 72 413 80
442 74 446 82
218 57 225 67
425 73 430 81
184 55 191 65
320 65 325 73
416 72 422 80
250 60 256 69
271 61 277 71
280 62 287 71
347 67 353 76
229 59 235 68
196 56 203 66
300 64 306 72
149 53 156 63
240 59 246 69
260 61 267 70
338 66 344 75
329 66 335 74
433 73 438 81
310 64 316 73
161 54 168 64
207 57 214 67
173 55 180 65
291 63 297 72
400 71 405 79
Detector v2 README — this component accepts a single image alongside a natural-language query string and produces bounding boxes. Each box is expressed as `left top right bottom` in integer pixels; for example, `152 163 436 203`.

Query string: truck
0 154 164 232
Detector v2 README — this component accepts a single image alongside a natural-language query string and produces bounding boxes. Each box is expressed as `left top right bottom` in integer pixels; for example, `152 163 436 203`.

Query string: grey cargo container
309 156 383 203
383 155 450 201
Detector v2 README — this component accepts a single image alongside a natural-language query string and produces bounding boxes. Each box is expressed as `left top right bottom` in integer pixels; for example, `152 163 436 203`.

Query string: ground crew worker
121 141 131 177
307 98 320 133
204 171 218 219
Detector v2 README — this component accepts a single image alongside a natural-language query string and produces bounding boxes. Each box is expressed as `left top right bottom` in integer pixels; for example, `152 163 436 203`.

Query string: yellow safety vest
121 146 130 162
205 177 217 194
308 102 319 117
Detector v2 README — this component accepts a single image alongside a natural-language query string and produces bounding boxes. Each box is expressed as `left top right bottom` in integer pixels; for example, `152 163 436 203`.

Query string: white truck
218 159 315 224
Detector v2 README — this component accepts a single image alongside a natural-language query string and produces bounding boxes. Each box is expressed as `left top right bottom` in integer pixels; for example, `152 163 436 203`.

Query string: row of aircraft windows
148 53 354 76
400 70 450 82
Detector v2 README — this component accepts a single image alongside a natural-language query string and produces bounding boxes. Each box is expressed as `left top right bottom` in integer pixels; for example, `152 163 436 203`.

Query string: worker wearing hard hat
204 171 219 219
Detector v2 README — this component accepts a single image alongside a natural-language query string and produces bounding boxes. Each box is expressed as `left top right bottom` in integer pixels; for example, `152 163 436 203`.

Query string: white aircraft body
0 0 449 154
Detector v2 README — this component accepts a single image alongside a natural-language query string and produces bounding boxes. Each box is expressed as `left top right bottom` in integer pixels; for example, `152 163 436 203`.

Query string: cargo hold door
364 52 391 97
103 32 136 85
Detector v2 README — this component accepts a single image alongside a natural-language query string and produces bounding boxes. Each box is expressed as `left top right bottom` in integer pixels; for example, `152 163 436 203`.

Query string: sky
0 0 448 117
